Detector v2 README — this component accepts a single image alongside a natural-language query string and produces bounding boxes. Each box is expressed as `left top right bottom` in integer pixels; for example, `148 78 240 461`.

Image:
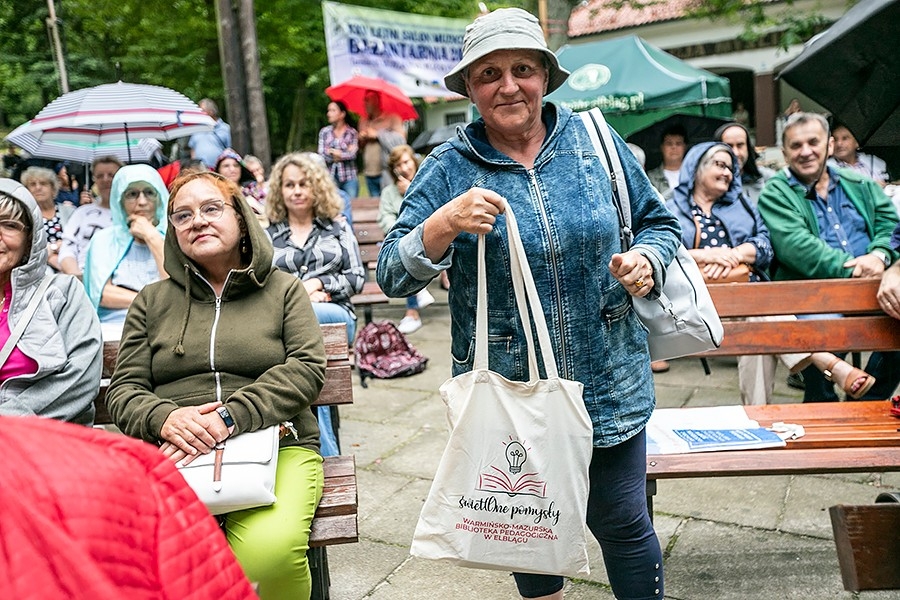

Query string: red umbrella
325 76 418 121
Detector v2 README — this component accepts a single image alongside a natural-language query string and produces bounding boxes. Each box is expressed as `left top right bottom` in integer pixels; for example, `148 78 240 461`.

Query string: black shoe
787 372 805 390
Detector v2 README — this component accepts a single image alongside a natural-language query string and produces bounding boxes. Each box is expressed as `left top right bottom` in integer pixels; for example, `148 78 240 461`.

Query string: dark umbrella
411 124 465 153
779 0 900 147
626 113 732 171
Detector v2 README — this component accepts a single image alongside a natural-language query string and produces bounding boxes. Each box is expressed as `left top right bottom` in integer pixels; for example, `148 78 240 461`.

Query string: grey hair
199 98 219 119
21 166 60 197
782 112 830 147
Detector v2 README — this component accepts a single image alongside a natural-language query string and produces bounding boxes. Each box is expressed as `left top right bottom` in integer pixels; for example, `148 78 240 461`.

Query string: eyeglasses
169 200 233 231
0 220 26 236
123 187 159 202
711 160 733 171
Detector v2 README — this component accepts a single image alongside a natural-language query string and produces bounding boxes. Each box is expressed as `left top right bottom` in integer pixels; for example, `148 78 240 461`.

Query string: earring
240 235 250 255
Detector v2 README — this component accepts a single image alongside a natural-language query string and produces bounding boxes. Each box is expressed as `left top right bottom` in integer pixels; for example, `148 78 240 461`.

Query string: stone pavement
328 283 899 600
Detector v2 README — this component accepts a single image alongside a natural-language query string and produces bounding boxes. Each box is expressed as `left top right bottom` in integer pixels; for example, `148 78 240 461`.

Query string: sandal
823 359 876 400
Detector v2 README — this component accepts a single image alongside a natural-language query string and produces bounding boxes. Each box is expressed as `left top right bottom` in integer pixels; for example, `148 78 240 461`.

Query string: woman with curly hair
266 152 365 339
266 153 364 456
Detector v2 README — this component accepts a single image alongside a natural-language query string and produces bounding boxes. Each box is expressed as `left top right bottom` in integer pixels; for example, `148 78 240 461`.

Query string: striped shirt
266 217 365 316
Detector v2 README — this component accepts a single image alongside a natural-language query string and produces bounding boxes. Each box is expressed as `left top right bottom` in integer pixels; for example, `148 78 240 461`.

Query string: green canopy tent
546 35 731 137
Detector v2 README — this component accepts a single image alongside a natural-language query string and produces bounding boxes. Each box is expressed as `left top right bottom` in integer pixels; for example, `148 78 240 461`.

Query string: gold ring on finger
634 278 645 289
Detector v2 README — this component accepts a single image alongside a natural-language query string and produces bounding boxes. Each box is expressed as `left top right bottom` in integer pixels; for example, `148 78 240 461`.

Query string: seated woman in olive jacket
107 171 327 600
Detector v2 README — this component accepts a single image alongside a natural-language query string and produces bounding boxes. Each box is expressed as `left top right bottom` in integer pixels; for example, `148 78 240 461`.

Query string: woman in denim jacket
376 8 680 600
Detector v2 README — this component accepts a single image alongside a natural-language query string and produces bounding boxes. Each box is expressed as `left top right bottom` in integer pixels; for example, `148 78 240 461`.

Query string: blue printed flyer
646 406 787 454
671 427 786 452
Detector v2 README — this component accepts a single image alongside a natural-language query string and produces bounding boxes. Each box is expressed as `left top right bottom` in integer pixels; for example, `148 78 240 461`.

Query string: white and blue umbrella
6 133 163 165
5 81 214 162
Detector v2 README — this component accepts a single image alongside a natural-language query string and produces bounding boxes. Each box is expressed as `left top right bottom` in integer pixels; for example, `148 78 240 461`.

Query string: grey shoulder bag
579 108 724 361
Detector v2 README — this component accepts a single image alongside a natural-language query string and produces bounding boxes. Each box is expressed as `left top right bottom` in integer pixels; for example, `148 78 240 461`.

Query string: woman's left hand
609 251 654 298
303 278 330 302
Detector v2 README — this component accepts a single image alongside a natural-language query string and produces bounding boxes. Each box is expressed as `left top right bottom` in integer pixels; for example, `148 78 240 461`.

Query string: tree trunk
286 83 307 152
215 0 250 155
237 0 271 168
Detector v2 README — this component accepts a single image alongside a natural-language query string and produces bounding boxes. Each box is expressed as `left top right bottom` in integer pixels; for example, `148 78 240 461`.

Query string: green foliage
0 0 538 154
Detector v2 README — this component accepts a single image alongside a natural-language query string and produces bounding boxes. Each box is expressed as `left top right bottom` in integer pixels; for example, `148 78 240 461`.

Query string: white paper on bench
646 406 786 454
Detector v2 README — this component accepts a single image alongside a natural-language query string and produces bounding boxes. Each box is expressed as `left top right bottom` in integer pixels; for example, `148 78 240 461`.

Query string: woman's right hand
437 187 506 236
128 215 158 244
396 175 411 196
422 187 505 264
159 401 227 461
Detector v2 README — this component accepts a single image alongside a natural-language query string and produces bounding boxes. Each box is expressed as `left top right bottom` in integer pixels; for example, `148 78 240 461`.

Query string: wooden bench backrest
351 196 380 213
701 279 900 356
350 197 385 269
96 323 352 425
352 221 385 269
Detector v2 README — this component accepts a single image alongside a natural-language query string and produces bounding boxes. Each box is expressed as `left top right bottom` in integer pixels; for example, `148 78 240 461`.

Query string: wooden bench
829 495 900 591
96 322 358 600
349 196 389 324
646 278 900 589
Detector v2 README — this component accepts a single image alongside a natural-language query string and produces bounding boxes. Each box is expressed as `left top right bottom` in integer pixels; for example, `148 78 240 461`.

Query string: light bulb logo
505 440 527 474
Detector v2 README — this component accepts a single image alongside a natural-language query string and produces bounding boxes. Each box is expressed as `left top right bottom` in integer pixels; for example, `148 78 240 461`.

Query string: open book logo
476 437 547 498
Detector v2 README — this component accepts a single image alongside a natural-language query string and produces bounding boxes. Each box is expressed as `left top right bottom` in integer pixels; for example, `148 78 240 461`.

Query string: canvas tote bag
410 200 593 577
580 108 724 361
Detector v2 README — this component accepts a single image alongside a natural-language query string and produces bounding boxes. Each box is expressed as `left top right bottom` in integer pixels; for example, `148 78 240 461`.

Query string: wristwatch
872 250 892 268
216 406 235 428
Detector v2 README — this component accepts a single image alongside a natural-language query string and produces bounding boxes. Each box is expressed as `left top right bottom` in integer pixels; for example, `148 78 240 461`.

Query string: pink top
0 283 39 382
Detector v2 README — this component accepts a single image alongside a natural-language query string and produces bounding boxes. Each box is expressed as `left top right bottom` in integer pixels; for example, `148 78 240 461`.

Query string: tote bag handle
474 200 558 381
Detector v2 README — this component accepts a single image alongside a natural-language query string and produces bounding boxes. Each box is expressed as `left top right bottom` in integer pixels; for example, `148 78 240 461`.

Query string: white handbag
177 425 280 515
410 200 593 577
580 108 724 361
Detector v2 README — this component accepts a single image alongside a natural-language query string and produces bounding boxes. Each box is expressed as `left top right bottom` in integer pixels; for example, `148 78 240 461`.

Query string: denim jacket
376 104 680 446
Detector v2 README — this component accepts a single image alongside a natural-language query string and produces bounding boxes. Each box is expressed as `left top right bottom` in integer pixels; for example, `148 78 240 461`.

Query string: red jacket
0 416 257 600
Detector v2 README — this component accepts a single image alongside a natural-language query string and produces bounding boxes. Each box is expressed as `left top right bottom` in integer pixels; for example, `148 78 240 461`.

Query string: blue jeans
311 302 356 457
406 295 419 310
365 175 382 197
513 429 663 599
336 177 358 200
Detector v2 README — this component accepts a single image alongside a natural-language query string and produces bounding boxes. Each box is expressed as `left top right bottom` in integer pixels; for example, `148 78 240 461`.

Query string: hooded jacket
667 142 773 273
106 188 326 451
0 179 102 425
83 164 168 309
376 104 681 447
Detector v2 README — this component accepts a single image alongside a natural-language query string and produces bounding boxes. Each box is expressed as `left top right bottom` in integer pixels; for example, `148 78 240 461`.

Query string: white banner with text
323 1 467 98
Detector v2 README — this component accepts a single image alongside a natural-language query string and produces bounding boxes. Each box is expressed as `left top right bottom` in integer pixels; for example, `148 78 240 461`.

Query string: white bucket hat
443 8 569 98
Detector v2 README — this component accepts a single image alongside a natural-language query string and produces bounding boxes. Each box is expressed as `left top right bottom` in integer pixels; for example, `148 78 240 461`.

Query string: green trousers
224 446 324 600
